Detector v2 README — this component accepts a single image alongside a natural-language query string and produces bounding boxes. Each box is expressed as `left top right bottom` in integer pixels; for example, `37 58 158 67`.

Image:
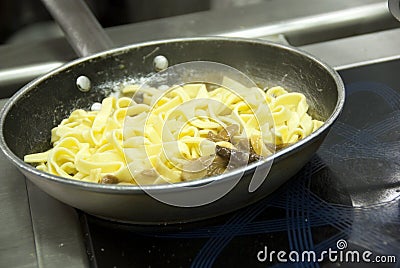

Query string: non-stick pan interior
3 38 339 160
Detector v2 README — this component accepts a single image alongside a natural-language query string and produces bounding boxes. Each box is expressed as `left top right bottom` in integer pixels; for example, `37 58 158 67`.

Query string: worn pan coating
0 36 344 224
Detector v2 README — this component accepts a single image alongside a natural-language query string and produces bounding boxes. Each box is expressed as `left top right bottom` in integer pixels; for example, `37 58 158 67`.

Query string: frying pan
0 0 344 224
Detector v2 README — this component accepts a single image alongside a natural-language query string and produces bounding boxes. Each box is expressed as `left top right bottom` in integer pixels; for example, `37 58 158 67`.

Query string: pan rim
0 36 345 194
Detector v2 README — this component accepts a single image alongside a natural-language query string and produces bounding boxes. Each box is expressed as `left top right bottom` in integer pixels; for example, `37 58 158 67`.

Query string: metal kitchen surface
0 0 400 267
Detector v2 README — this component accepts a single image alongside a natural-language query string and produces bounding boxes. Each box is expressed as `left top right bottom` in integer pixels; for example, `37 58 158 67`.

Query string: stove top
79 59 400 267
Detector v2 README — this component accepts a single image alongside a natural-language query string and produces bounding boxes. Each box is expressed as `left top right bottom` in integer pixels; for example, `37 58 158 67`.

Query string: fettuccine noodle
24 83 323 185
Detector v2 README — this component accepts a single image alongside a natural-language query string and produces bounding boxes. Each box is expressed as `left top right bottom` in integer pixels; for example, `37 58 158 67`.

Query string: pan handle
389 0 400 22
41 0 114 57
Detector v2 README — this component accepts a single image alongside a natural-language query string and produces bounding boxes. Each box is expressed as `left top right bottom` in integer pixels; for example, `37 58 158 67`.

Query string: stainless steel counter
0 99 37 268
0 0 399 267
0 98 88 267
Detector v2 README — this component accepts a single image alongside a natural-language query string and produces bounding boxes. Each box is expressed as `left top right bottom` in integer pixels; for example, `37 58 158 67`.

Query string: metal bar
300 28 400 70
222 2 397 45
0 62 63 86
40 0 114 57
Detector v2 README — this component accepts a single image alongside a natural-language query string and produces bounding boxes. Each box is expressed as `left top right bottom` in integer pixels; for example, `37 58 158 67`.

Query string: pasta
24 82 323 185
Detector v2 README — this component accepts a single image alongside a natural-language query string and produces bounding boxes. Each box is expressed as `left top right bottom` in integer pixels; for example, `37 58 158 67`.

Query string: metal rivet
153 55 169 72
91 102 102 111
76 75 91 92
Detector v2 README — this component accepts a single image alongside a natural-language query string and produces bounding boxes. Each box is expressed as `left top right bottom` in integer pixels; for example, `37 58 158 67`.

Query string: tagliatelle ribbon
24 83 324 185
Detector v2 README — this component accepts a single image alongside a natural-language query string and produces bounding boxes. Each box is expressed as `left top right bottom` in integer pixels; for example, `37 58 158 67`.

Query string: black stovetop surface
80 59 400 268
